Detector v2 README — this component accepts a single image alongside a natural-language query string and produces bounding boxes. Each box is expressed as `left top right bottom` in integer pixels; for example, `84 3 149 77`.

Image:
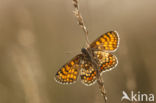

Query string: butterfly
55 31 120 86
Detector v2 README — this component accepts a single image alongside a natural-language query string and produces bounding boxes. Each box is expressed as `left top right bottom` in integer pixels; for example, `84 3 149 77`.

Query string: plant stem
72 0 107 102
73 0 90 47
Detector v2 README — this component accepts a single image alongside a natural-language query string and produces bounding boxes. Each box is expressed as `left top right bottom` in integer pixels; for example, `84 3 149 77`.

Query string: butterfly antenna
64 51 73 55
81 42 86 49
64 49 80 55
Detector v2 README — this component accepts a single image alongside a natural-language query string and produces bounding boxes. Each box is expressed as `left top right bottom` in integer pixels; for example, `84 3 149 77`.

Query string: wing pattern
90 31 119 52
80 61 97 86
55 54 83 84
93 51 118 73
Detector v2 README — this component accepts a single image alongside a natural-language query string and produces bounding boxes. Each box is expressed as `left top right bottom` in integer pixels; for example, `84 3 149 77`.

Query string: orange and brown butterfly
55 31 119 86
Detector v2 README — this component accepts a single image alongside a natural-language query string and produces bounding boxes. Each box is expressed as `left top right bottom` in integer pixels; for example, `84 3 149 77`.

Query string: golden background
0 0 156 103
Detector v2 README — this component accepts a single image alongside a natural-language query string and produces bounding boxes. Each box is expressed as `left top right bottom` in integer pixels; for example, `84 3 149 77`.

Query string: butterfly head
81 48 87 54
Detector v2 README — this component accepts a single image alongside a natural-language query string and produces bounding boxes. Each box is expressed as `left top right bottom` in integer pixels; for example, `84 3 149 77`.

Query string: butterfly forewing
55 54 83 84
80 61 97 86
93 51 118 73
90 31 119 52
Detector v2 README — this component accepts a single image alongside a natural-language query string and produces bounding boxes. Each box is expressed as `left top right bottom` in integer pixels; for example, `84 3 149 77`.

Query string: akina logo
121 91 155 102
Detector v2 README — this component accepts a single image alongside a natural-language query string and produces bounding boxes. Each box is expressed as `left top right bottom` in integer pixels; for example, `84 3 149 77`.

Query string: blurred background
0 0 156 103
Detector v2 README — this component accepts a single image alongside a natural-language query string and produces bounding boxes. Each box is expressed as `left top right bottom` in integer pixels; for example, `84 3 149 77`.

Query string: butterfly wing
80 60 97 86
93 51 118 73
55 54 83 84
90 31 119 52
80 31 119 85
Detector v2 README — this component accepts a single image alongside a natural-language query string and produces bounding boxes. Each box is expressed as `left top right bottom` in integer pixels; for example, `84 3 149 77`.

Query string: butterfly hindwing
93 51 118 73
55 54 83 84
90 31 119 52
80 60 97 86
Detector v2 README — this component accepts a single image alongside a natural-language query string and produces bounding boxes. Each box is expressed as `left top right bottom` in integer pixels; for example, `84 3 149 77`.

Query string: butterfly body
81 48 98 66
81 48 91 61
55 31 119 86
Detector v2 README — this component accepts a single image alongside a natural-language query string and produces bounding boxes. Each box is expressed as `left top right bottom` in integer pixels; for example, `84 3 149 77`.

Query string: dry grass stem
73 0 90 47
97 76 107 102
72 0 107 102
92 56 107 103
